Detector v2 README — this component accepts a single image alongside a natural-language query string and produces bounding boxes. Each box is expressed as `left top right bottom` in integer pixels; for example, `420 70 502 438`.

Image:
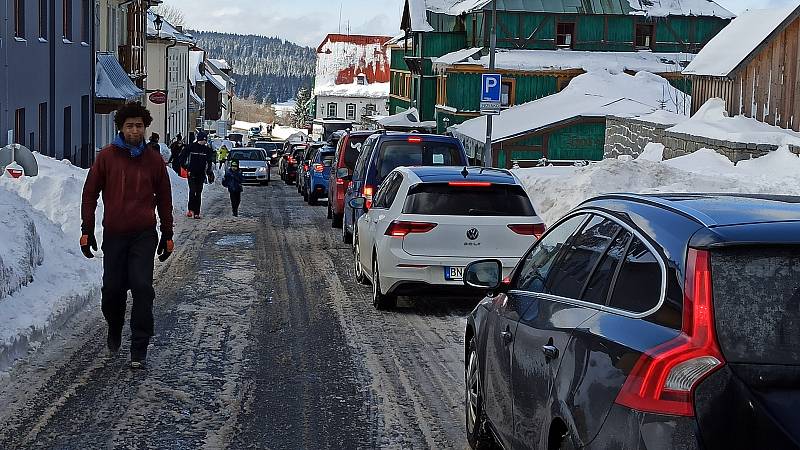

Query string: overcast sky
169 0 797 47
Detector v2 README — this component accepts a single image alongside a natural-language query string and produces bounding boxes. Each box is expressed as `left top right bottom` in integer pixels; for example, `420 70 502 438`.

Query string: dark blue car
341 132 469 244
305 147 335 205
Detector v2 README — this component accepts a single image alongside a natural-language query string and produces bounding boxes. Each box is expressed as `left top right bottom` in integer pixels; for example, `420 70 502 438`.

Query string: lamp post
154 14 177 141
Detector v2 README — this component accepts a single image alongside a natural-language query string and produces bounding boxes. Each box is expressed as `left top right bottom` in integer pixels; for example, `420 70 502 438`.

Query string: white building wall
146 41 190 142
316 95 388 124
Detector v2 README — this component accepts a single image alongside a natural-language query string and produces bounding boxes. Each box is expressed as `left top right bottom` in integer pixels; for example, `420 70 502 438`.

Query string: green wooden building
391 0 734 165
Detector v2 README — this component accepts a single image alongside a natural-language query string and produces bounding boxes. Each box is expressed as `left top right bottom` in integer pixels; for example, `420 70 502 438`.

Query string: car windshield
403 183 536 216
229 150 265 161
376 141 462 182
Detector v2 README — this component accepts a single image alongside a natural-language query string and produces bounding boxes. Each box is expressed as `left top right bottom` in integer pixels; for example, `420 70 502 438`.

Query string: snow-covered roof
271 126 310 141
146 11 194 43
95 53 143 101
452 71 689 151
434 48 693 73
189 88 204 107
208 59 230 71
315 35 391 88
403 0 434 32
684 6 799 77
206 73 227 91
314 82 390 99
377 107 437 129
189 51 205 87
624 0 734 18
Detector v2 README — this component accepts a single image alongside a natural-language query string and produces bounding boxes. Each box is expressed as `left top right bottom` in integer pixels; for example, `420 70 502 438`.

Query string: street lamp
153 14 163 33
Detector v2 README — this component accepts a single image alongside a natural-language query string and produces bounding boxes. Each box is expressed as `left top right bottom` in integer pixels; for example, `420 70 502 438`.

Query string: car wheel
332 213 343 229
466 337 495 449
372 256 396 310
353 237 369 285
342 221 353 244
308 193 317 205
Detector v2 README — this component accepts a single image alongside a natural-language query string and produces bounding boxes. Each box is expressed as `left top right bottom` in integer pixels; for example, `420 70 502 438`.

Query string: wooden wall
691 19 800 131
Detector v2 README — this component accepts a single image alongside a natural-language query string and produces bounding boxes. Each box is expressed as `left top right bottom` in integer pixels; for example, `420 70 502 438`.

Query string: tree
151 5 186 28
292 87 312 128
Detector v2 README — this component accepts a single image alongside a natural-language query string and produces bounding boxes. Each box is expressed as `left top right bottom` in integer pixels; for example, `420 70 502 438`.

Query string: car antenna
461 167 469 178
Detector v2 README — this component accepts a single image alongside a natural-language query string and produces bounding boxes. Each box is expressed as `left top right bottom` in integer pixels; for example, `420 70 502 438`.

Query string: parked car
303 146 336 205
352 166 544 309
328 131 375 228
226 148 270 185
278 143 307 184
342 132 469 244
461 193 800 450
252 140 283 165
297 143 323 198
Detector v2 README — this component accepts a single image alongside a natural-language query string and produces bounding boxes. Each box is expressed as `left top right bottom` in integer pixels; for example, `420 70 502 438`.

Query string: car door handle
500 331 513 345
541 345 559 360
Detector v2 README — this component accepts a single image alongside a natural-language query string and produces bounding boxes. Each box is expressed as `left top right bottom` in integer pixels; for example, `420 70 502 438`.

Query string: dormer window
356 74 368 85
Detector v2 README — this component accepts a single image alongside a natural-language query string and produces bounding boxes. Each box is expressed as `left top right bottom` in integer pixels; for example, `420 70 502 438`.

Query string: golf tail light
614 248 724 417
508 223 546 239
385 220 438 237
313 163 324 172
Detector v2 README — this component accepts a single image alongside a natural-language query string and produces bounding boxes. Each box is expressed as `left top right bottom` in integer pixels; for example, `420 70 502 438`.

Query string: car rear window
230 150 265 161
344 135 369 170
319 150 335 161
711 247 800 365
403 183 535 216
375 141 463 182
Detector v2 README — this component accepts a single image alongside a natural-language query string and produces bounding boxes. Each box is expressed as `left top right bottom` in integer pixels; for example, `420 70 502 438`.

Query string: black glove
80 234 98 259
157 235 174 262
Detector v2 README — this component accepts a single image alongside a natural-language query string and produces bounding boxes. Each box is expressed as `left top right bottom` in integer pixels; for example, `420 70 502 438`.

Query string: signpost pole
483 0 497 167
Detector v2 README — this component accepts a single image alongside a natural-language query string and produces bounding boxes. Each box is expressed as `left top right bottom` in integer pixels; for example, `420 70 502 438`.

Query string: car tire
372 257 396 310
466 337 495 450
308 193 317 206
353 237 369 285
342 222 353 244
332 213 343 229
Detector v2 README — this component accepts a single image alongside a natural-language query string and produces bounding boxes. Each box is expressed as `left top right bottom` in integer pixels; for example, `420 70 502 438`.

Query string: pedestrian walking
222 159 244 216
80 102 174 370
218 144 229 169
168 134 185 174
180 131 215 218
148 132 160 147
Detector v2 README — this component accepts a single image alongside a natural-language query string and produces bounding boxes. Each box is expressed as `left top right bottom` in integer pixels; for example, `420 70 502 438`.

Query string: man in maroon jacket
80 102 174 369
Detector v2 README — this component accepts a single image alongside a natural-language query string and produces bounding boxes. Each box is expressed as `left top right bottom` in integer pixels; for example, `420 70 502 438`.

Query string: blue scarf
113 133 147 158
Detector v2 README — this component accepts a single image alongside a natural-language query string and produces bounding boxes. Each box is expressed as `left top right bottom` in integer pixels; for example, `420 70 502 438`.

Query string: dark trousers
188 178 205 214
101 230 158 358
230 191 241 214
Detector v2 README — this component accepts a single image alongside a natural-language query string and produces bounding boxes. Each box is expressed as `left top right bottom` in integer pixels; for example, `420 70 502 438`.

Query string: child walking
222 159 244 216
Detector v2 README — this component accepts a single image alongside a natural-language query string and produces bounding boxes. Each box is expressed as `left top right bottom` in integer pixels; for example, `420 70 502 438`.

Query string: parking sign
480 74 502 113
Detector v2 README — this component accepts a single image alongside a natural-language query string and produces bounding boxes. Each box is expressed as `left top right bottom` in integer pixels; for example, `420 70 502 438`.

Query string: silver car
226 148 270 185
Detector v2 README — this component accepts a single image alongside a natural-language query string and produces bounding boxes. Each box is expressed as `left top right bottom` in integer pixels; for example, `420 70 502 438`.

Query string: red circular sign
149 91 167 105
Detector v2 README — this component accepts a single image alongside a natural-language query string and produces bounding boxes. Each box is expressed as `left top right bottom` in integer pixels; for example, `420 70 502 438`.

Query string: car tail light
614 248 724 417
363 185 374 209
287 156 295 163
313 163 324 173
336 178 346 185
508 223 546 239
303 164 309 171
407 136 422 143
448 181 492 187
385 220 438 237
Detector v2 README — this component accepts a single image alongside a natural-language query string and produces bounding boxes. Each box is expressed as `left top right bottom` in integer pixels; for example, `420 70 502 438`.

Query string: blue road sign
481 74 502 103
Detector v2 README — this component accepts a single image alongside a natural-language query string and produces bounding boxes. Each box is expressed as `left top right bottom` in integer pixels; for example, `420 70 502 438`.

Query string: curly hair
114 102 153 130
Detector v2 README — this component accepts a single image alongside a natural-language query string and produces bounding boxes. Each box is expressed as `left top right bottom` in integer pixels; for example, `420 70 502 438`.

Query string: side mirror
463 259 504 292
336 168 350 179
349 197 366 210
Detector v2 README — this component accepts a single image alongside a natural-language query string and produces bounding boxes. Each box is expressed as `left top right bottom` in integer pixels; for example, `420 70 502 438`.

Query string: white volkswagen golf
352 166 545 309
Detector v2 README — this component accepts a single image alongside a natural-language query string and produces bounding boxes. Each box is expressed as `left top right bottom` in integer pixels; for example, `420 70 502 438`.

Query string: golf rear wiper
468 209 502 216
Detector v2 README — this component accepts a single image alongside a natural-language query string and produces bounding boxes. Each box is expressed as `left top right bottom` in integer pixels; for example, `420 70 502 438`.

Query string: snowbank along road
0 174 477 449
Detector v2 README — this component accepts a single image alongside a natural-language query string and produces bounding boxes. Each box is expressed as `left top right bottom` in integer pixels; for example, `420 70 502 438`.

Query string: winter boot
130 351 147 370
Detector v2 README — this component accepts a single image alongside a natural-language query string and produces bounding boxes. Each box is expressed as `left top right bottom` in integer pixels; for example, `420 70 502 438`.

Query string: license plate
444 266 464 281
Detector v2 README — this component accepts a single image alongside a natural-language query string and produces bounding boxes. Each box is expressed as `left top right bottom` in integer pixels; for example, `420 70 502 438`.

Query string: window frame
14 0 25 39
509 209 667 319
63 0 73 41
345 103 356 121
555 21 575 49
500 78 516 108
327 102 337 118
635 23 655 50
39 0 47 39
14 108 26 145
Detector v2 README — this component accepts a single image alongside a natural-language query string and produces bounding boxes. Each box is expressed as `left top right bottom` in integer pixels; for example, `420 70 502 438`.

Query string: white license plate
444 266 464 281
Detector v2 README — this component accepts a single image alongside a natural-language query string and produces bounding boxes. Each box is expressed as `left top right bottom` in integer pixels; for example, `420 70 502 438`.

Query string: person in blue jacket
222 159 244 216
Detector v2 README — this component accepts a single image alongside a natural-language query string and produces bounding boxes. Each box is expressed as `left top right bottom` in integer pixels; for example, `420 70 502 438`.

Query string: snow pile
669 98 800 146
638 142 665 161
271 126 309 142
0 193 43 300
684 7 795 77
514 146 800 225
626 0 734 18
315 82 390 99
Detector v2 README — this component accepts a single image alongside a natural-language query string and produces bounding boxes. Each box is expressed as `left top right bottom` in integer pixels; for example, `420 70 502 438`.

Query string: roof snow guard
95 53 143 101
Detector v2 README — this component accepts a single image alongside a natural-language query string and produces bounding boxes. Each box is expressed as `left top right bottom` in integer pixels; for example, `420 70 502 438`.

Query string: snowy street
0 177 472 449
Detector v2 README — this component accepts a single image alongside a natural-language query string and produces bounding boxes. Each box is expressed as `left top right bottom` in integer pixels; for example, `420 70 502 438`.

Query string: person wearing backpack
179 131 215 218
222 159 245 216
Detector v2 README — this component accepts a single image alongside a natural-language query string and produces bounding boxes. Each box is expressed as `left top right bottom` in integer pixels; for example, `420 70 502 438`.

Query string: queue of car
282 129 800 450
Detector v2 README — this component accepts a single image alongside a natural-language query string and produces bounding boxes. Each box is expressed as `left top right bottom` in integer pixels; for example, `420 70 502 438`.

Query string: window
327 102 337 118
356 74 367 85
373 172 403 209
403 184 536 216
63 0 72 40
14 0 25 38
635 23 654 49
352 136 376 181
39 0 47 39
365 104 376 116
375 141 463 182
556 22 575 48
501 79 515 107
38 103 47 153
582 230 631 304
608 237 662 313
81 0 89 42
547 216 623 300
346 103 356 121
63 106 72 160
515 214 587 293
14 108 26 145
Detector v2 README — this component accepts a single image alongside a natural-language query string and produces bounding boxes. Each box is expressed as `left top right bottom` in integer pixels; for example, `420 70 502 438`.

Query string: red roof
316 34 392 85
316 34 392 53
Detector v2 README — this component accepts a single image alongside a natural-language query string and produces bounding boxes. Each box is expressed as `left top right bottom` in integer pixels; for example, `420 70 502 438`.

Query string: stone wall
604 115 800 162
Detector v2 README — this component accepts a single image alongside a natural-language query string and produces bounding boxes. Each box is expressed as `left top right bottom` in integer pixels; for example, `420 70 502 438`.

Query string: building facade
1 0 95 167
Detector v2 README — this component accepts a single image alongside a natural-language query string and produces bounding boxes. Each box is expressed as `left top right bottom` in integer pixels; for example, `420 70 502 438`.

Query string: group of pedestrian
79 102 247 370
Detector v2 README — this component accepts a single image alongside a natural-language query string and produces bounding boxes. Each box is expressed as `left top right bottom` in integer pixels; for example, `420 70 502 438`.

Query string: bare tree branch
151 5 186 28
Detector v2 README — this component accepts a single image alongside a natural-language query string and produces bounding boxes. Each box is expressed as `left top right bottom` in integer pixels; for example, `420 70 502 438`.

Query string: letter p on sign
481 74 502 103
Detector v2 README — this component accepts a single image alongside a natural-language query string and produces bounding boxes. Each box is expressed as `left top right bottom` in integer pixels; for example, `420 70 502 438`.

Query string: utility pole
483 0 497 167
